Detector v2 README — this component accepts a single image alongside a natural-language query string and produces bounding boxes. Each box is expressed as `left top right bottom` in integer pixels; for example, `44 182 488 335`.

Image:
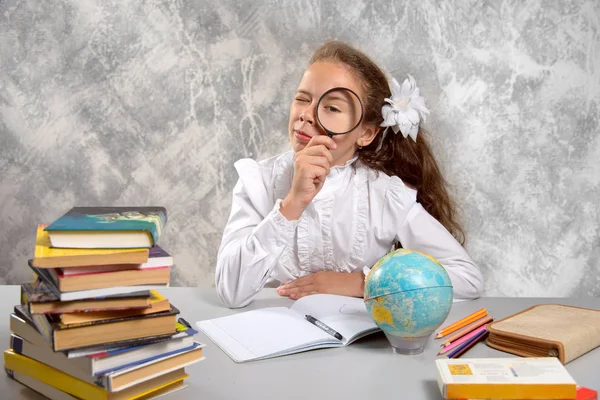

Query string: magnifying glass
316 87 364 138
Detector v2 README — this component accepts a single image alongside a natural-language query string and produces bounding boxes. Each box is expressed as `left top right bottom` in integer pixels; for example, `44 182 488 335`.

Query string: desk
0 286 599 399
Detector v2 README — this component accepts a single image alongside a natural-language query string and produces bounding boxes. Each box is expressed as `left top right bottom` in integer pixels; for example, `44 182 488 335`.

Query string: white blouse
215 150 484 308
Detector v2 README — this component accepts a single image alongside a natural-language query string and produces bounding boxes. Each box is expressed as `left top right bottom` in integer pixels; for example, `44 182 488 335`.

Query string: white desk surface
1 285 599 399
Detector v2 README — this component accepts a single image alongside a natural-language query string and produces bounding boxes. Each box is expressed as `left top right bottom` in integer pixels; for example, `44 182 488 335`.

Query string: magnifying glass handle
327 133 333 138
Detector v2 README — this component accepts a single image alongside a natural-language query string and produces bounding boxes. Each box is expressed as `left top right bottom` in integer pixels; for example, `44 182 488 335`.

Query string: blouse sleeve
384 177 484 300
215 159 298 308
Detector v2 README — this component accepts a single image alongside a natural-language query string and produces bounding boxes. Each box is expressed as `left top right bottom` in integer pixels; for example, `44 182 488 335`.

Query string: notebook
486 304 600 364
196 294 380 362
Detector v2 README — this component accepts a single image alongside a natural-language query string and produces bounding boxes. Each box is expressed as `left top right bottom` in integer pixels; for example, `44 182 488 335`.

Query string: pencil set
435 308 492 358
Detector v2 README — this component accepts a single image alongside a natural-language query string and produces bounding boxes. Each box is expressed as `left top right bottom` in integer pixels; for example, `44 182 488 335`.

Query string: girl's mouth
294 130 311 143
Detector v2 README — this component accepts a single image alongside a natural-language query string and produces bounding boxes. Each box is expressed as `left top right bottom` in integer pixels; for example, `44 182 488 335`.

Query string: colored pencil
441 316 494 347
437 324 488 355
446 327 488 359
447 328 489 359
450 330 489 359
435 308 488 339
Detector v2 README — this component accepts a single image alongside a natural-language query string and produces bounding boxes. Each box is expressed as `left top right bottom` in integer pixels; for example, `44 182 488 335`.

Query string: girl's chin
290 137 307 149
291 144 305 153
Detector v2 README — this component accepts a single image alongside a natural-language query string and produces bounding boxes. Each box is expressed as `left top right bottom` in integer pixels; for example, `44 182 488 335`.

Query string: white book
196 294 380 363
56 284 169 301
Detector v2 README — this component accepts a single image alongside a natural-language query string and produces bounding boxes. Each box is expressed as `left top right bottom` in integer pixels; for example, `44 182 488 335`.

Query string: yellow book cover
4 349 105 399
32 225 149 268
136 379 186 399
127 377 187 400
4 350 189 400
435 358 577 400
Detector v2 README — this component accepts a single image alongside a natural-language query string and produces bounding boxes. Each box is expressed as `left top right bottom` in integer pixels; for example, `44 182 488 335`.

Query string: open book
195 294 380 363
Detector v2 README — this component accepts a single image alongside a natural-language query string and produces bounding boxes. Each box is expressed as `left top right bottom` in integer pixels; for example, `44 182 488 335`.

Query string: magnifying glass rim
316 86 365 137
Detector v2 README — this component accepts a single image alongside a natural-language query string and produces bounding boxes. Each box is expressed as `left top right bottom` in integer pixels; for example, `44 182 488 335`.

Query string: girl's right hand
280 136 336 220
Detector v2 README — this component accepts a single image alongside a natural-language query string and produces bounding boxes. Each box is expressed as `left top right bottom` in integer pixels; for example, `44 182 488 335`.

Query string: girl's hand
277 271 364 300
280 136 336 220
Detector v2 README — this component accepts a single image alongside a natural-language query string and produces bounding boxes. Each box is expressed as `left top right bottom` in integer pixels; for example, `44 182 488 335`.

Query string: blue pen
305 314 343 341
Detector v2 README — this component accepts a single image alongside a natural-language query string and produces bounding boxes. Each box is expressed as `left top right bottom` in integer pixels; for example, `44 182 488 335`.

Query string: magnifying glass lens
316 88 363 136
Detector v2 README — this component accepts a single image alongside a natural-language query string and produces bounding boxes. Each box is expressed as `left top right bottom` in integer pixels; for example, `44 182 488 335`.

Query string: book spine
10 334 23 355
19 284 32 314
46 268 61 290
28 262 62 297
30 313 57 351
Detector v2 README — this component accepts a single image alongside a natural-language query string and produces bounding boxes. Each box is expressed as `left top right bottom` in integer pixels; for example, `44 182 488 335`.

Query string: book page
290 294 379 345
196 307 336 362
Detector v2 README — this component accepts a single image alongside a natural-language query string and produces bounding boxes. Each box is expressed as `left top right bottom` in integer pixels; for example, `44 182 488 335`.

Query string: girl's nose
299 111 314 125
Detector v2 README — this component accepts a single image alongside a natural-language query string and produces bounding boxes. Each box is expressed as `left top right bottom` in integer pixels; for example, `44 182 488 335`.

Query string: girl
215 41 484 308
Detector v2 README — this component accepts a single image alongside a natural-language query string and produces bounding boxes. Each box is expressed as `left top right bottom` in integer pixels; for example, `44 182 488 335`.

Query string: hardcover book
20 281 151 314
4 350 189 400
10 333 201 385
60 246 173 277
9 310 189 359
33 225 149 268
29 260 167 301
21 303 179 351
47 265 170 292
44 207 167 249
60 290 170 325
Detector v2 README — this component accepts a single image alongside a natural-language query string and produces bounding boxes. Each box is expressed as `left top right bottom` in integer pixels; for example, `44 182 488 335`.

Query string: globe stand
385 334 430 355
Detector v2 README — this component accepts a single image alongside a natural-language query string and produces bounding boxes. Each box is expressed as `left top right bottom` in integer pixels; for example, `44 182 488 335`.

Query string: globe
364 249 453 354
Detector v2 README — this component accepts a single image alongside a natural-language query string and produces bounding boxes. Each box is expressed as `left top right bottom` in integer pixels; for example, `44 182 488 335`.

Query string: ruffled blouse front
215 151 484 308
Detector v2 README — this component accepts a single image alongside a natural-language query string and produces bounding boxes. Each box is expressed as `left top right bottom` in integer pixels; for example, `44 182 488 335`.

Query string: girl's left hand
277 271 364 300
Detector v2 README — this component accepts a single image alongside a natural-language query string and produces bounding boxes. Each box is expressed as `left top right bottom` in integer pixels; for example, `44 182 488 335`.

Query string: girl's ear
359 125 382 147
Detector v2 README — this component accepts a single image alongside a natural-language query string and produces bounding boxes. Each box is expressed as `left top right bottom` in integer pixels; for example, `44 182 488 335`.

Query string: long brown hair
309 40 466 245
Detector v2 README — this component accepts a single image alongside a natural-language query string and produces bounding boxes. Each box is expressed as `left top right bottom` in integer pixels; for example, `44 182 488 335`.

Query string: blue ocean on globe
364 249 453 353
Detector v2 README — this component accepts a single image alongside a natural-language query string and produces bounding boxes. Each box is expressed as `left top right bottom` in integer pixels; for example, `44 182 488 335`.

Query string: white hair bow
380 75 430 142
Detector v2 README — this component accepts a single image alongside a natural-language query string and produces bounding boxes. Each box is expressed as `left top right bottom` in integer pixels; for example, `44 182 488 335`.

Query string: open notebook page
290 294 379 345
197 307 339 362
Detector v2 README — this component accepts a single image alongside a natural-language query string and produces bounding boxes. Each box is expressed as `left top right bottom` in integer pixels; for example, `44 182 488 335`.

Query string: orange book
47 266 170 292
31 305 179 351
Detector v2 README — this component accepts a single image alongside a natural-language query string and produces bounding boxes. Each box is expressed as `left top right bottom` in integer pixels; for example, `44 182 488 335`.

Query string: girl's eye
326 106 341 113
295 97 310 103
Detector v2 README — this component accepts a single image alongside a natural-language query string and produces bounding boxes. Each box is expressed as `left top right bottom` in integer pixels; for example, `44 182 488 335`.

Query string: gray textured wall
1 0 599 296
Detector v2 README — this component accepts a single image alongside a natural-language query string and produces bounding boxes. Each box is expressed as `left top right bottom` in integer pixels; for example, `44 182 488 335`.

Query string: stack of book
5 207 204 400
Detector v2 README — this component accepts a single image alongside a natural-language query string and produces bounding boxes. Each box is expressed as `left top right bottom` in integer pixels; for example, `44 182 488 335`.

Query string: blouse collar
329 153 359 176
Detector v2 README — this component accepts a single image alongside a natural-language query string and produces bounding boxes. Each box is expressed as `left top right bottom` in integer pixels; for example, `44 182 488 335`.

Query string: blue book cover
45 207 167 246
